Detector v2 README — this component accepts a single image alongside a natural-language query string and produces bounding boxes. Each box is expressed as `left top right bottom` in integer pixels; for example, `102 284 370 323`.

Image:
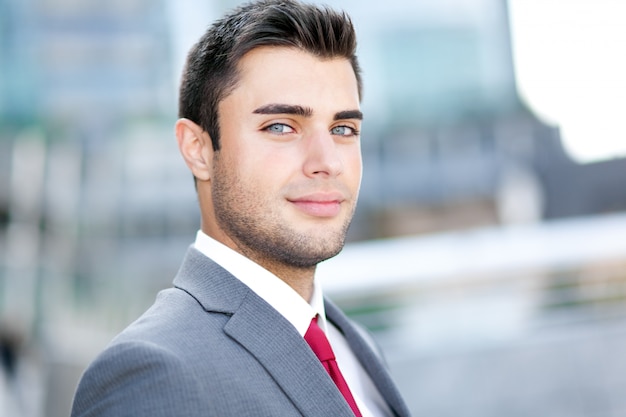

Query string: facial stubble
211 155 356 270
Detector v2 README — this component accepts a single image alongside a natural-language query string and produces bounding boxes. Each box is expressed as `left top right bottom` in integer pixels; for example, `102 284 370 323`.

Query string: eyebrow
253 104 363 121
253 104 312 117
334 110 363 121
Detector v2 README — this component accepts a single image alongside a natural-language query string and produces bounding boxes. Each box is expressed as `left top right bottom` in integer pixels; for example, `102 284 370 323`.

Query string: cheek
344 148 363 187
236 150 288 192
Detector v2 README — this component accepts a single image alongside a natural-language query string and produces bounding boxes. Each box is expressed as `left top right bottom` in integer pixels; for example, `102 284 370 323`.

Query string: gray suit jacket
71 248 411 416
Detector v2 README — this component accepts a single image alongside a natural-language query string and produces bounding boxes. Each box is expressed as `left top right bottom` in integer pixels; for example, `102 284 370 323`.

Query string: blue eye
331 125 359 136
266 123 294 134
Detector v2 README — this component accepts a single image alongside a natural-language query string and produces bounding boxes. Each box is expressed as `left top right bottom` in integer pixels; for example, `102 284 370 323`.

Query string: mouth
288 193 345 218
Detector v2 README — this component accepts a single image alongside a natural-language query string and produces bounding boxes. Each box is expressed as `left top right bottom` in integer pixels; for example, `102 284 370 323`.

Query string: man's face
205 46 362 270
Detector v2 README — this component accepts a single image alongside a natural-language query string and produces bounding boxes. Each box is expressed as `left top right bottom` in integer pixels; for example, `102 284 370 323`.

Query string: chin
280 235 346 268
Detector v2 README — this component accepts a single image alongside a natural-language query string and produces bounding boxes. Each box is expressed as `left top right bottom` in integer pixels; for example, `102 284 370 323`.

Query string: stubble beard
211 161 356 270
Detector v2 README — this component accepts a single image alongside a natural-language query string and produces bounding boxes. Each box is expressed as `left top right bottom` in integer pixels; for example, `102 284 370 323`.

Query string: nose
302 130 343 178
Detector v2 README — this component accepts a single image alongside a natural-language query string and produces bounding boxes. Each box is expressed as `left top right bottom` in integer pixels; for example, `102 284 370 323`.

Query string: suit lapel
224 291 355 417
174 248 354 417
326 299 412 417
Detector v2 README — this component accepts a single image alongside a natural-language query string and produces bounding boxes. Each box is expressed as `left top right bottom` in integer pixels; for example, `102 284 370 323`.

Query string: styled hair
178 0 362 151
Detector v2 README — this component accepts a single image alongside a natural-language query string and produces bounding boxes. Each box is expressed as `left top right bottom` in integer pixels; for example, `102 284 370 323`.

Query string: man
71 1 410 416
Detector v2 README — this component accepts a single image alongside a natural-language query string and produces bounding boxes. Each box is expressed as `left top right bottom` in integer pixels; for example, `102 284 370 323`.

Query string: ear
175 118 213 182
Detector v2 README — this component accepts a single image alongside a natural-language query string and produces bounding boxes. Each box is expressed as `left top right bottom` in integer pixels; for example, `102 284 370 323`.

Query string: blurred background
1 0 625 416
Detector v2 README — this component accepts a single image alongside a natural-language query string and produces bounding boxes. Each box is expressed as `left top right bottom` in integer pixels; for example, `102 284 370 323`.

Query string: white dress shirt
194 230 392 417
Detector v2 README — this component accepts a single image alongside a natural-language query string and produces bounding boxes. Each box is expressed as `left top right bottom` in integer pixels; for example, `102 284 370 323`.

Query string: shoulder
71 288 230 417
71 339 205 417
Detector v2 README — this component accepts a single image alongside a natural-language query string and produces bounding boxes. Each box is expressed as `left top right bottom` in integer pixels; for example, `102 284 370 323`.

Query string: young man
71 1 410 416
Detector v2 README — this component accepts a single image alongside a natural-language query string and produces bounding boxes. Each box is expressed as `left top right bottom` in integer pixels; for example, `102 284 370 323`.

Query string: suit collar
225 291 356 416
173 246 249 314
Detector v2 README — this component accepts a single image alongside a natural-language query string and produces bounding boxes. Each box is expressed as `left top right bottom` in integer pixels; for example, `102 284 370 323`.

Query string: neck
200 222 318 302
233 238 317 301
248 255 317 303
269 264 316 303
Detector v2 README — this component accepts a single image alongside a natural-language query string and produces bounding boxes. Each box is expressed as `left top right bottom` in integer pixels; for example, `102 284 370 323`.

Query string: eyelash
264 123 293 134
263 123 360 137
332 125 360 137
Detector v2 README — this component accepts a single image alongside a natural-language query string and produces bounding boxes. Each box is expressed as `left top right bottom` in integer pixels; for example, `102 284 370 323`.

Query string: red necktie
304 316 363 417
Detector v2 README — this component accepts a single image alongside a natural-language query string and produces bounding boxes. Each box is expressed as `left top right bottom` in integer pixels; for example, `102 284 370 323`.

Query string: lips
288 193 345 218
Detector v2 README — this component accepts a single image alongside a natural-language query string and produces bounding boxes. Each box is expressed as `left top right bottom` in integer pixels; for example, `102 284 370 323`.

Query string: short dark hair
178 0 362 151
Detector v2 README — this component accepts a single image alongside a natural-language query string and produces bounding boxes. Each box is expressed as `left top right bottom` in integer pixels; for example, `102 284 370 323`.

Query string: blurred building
329 0 626 239
0 2 186 416
0 0 173 122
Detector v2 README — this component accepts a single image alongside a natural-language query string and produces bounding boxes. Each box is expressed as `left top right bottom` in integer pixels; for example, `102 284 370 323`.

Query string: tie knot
304 316 335 362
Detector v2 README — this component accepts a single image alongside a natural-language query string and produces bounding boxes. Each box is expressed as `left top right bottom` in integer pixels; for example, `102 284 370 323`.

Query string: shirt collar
194 230 327 335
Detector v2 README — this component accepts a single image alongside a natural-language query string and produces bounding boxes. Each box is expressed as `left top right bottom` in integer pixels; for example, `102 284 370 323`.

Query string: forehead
228 46 360 109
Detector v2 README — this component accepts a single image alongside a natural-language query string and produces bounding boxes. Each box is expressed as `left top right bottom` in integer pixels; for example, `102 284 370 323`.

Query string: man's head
176 0 363 281
178 0 362 151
